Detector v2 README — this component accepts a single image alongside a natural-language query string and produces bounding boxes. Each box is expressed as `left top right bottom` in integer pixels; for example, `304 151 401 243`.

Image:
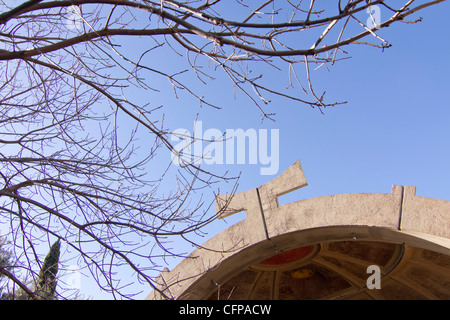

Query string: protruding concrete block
400 186 450 239
147 160 450 301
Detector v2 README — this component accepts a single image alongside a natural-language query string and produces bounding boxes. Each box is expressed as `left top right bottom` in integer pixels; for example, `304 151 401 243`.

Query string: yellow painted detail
292 269 315 279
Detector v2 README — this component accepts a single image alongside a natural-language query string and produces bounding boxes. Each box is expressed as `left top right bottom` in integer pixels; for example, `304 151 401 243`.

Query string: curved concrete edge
265 185 403 239
146 225 450 300
146 161 449 300
146 188 450 300
146 213 267 300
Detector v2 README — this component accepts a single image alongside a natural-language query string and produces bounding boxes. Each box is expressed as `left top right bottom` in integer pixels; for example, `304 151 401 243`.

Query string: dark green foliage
0 237 14 299
0 237 13 272
36 239 61 300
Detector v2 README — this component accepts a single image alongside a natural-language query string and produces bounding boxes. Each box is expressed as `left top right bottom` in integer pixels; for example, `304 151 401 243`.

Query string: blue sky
14 1 446 300
157 3 450 205
102 1 450 300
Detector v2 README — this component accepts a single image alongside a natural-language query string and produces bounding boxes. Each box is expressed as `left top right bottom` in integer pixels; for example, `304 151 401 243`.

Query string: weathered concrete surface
401 186 450 239
146 160 450 300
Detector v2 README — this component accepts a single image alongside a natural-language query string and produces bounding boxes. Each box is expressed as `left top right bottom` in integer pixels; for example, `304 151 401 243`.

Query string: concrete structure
147 160 450 300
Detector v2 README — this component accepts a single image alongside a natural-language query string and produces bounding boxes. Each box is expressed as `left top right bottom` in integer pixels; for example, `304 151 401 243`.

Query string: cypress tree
36 239 60 300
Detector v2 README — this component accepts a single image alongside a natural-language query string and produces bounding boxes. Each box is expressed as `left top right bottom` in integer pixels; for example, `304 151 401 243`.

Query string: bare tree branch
0 0 445 299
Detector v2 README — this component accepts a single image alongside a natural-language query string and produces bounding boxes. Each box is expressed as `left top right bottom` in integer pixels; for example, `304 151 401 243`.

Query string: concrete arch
147 161 450 300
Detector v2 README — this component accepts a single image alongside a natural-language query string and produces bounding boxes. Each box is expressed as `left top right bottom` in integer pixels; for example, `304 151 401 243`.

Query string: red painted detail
259 245 314 266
